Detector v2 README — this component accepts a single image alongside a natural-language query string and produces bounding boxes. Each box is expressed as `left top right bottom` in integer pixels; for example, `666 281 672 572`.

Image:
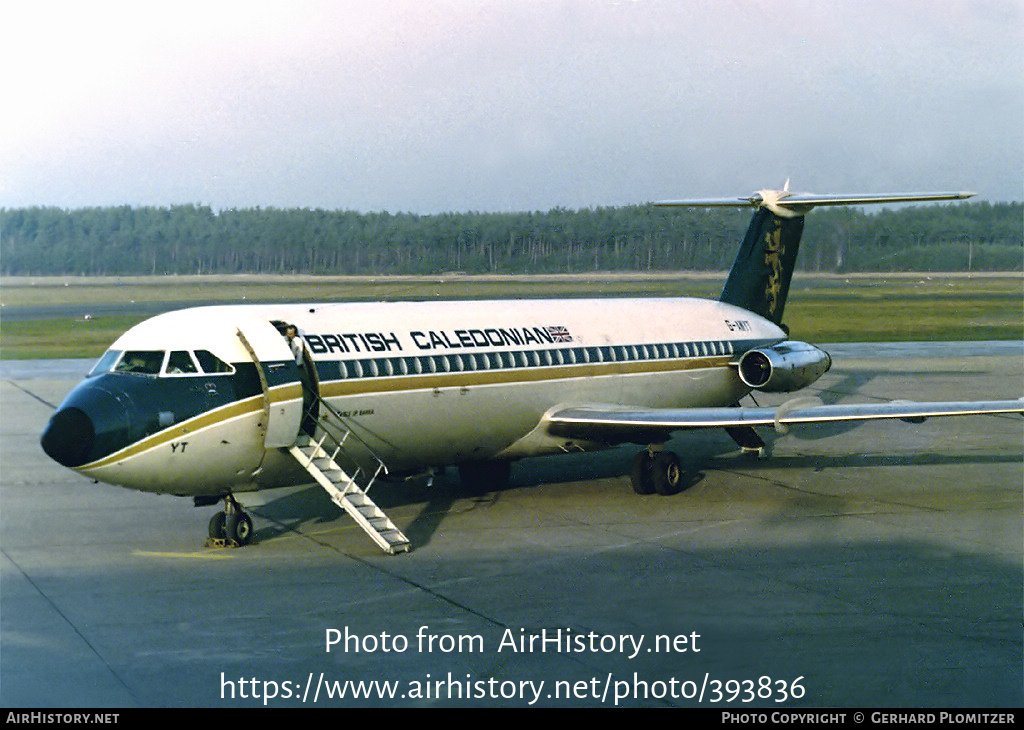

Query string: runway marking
133 550 235 560
3 380 57 409
1 546 138 702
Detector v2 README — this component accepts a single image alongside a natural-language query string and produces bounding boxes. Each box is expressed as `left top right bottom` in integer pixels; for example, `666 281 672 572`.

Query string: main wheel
630 451 655 495
225 511 254 546
208 511 227 540
650 451 682 496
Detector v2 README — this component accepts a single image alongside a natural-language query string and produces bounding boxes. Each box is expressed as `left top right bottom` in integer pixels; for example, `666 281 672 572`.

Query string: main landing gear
206 494 254 547
630 447 685 496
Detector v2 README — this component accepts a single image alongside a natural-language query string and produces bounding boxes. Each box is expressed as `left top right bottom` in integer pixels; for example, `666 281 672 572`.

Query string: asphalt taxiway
1 342 1021 707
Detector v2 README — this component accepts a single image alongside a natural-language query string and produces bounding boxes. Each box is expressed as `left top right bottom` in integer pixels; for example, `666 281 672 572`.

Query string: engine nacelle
737 340 832 393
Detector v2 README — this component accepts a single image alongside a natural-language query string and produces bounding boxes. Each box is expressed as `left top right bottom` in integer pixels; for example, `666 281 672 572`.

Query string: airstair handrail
302 394 390 480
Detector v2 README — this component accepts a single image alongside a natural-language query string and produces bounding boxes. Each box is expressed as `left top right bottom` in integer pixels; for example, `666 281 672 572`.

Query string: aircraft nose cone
40 380 134 469
41 407 95 467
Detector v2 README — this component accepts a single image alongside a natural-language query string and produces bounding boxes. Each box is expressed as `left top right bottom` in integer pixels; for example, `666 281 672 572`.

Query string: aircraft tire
629 451 655 495
225 511 254 546
650 451 682 495
208 511 227 540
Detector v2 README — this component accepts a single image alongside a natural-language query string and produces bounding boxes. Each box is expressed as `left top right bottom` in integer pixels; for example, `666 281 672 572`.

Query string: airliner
40 187 1024 553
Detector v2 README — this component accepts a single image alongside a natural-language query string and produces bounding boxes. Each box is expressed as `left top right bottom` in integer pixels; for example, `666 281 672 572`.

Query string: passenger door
234 317 305 448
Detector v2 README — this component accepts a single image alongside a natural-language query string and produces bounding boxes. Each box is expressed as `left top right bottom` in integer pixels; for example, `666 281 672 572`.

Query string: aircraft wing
546 398 1024 441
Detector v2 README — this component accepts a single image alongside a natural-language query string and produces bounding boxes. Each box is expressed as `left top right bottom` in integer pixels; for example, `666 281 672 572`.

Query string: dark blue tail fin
719 208 804 326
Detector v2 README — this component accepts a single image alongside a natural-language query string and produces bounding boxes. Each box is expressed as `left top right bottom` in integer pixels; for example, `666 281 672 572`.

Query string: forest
1 201 1020 276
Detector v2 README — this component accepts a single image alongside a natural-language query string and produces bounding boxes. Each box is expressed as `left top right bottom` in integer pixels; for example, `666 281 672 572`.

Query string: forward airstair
288 400 410 555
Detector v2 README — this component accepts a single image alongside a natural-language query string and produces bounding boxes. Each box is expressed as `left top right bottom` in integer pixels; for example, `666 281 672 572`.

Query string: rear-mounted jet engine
736 340 832 393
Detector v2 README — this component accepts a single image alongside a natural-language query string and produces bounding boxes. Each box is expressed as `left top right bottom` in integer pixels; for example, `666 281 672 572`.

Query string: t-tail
655 186 975 327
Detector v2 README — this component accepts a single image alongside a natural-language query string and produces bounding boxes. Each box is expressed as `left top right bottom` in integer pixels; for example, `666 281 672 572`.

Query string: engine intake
737 340 832 393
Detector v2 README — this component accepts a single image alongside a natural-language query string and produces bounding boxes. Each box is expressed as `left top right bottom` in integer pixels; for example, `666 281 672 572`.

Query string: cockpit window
98 349 233 376
195 350 234 374
88 349 123 376
165 351 199 375
115 350 165 375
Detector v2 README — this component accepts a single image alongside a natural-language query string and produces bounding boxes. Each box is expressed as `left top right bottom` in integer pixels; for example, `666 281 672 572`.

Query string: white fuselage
58 296 786 496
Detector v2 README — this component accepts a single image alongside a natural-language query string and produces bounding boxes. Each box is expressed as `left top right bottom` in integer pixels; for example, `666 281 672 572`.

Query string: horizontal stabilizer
668 185 976 326
655 190 975 218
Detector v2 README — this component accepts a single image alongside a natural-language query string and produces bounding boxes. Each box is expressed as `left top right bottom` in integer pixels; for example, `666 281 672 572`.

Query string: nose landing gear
206 494 254 547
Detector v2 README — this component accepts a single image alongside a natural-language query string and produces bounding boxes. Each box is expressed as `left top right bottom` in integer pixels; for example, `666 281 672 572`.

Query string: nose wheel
206 495 254 546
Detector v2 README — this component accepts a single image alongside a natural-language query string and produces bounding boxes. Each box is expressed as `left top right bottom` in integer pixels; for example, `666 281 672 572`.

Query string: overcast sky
2 0 1021 213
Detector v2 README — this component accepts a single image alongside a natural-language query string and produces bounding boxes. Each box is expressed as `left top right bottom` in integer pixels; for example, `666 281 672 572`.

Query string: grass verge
1 274 1019 359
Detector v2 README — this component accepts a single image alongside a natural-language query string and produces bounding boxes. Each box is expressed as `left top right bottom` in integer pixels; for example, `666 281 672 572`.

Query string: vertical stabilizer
719 208 803 325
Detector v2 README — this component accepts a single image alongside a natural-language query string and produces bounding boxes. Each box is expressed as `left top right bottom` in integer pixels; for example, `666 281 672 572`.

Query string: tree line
1 201 1020 276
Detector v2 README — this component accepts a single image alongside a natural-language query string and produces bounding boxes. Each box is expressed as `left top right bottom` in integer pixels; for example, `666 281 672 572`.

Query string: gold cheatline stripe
79 357 731 469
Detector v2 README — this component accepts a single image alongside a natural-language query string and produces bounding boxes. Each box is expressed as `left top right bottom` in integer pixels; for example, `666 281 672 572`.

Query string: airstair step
288 440 409 555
